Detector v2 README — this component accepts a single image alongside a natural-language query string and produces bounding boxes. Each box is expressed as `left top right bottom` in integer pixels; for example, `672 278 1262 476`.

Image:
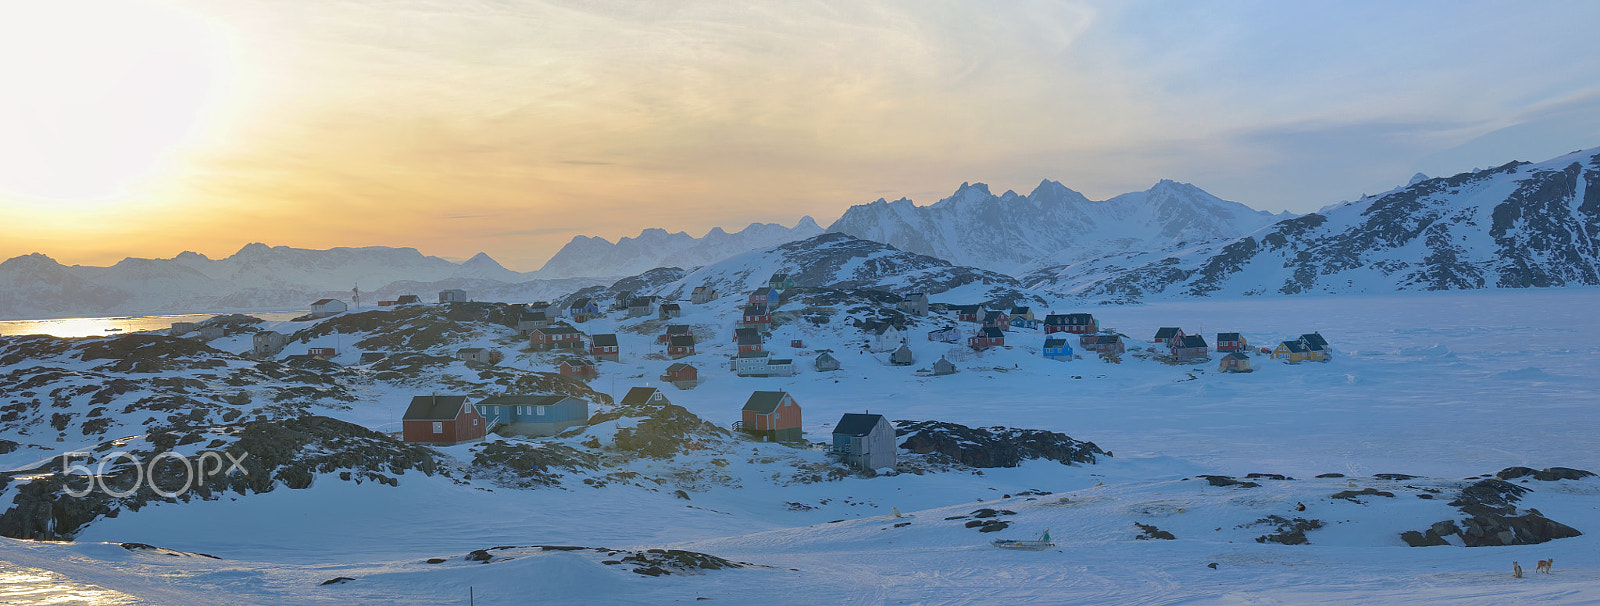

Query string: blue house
567 298 601 322
1011 316 1041 330
475 395 589 437
1043 337 1073 361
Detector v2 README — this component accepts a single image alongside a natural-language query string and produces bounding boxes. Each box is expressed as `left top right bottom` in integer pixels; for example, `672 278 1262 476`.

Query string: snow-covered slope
827 180 1291 275
1025 147 1600 300
0 244 576 319
537 218 826 279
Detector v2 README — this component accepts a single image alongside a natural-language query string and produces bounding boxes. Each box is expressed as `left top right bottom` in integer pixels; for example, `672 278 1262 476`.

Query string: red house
740 390 802 442
308 347 336 359
749 287 773 306
658 324 691 344
1152 327 1184 343
1170 334 1209 360
661 362 698 388
401 395 486 445
530 326 583 351
590 333 619 361
559 359 597 378
954 305 983 323
735 327 763 353
1079 334 1126 356
667 334 696 358
1044 313 1098 334
969 326 1005 350
741 305 771 326
1215 332 1247 352
982 310 1010 330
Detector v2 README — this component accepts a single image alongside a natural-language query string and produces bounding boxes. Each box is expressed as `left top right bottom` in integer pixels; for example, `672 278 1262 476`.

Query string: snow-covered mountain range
827 180 1294 275
1025 146 1600 300
536 218 825 279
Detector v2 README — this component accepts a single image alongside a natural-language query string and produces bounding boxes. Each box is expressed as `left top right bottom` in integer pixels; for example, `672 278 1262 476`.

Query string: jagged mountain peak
536 218 825 279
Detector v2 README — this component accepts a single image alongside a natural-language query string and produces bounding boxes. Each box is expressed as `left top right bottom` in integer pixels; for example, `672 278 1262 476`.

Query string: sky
2 0 1599 272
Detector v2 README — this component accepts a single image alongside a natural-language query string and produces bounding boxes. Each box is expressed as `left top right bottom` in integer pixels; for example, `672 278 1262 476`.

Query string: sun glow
0 0 236 202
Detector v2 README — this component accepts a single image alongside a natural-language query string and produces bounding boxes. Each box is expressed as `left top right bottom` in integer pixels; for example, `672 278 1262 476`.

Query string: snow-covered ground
4 288 1600 604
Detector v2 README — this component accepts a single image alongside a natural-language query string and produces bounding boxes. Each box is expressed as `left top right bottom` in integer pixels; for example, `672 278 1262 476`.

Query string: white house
310 299 347 318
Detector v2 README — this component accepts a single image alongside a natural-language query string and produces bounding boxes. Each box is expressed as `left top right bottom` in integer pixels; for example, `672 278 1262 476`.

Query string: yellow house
1272 341 1310 362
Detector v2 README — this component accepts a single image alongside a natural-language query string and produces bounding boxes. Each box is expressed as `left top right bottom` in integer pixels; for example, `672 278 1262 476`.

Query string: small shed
401 395 486 445
475 395 588 437
438 289 468 304
457 347 501 364
658 303 682 319
740 391 803 443
927 326 960 343
933 356 957 376
661 362 698 388
690 286 717 304
814 352 840 372
889 343 915 366
1043 337 1073 361
395 294 421 305
1219 352 1251 373
832 413 895 471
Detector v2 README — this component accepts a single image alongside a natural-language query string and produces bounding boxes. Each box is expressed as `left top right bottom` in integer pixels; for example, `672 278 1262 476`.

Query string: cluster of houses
400 386 897 472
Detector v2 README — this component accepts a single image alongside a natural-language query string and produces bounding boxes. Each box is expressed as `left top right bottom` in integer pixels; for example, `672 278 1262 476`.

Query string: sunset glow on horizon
5 0 1600 271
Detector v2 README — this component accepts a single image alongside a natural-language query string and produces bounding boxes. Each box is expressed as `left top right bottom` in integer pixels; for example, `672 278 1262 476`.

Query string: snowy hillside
827 179 1291 275
0 244 597 319
1025 147 1600 300
537 218 826 279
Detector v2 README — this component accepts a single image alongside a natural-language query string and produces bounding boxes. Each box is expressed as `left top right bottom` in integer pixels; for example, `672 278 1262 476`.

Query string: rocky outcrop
1401 476 1586 547
895 420 1106 468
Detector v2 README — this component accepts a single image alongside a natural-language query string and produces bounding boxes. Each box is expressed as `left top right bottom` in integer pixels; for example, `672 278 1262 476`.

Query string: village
166 272 1334 474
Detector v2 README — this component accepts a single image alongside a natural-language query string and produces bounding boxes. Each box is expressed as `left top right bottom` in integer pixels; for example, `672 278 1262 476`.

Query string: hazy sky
3 0 1599 271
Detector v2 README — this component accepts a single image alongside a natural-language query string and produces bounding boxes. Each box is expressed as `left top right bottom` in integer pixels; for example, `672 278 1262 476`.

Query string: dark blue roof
833 413 887 437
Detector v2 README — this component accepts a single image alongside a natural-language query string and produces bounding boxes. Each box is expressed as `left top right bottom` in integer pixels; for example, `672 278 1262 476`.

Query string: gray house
690 286 716 304
439 289 468 304
252 330 286 356
889 343 914 366
170 321 198 336
898 293 929 316
814 352 841 372
933 355 957 376
475 395 588 437
832 413 896 471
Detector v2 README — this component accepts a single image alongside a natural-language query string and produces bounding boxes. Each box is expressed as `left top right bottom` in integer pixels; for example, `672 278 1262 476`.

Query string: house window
432 422 443 434
536 406 546 416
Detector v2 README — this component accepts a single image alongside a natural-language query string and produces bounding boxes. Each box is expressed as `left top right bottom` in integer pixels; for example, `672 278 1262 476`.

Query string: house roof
1177 335 1208 348
736 351 770 359
558 358 593 368
1279 340 1307 353
934 356 955 368
1011 306 1031 315
311 298 339 306
591 334 618 347
669 335 696 347
664 362 694 372
742 390 791 413
1154 327 1183 339
891 344 913 359
1044 338 1068 348
978 326 1005 338
752 286 772 296
869 323 898 336
691 285 709 293
621 386 664 406
736 327 762 345
458 347 487 354
1224 352 1249 360
402 395 469 421
666 324 691 334
954 304 982 314
816 352 837 362
1043 314 1068 325
1066 313 1094 324
742 305 768 316
477 395 576 408
833 413 887 437
659 303 681 310
983 310 1004 321
1299 332 1328 348
535 326 580 336
570 298 592 308
628 297 651 307
521 311 548 322
768 358 793 365
1217 332 1241 341
769 273 788 281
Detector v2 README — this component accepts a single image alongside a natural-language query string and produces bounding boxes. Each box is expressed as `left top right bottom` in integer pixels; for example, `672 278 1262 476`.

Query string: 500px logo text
60 450 249 498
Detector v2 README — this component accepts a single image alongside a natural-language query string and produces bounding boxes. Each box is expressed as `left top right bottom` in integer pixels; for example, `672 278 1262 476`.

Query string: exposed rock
895 420 1105 468
1495 466 1596 482
1330 488 1395 502
1198 475 1260 488
1249 515 1323 545
1134 522 1176 540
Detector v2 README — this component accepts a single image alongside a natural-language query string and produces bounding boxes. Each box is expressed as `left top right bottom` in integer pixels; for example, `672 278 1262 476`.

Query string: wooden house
590 334 620 361
475 395 588 437
690 286 717 304
1298 333 1329 358
927 326 960 343
740 391 802 442
1170 335 1209 361
741 305 771 326
660 324 692 344
457 347 502 364
1218 352 1251 373
1271 340 1323 362
1216 332 1247 352
832 413 895 471
395 294 421 305
1010 316 1041 330
1079 334 1126 356
1049 313 1098 334
767 273 793 291
933 355 957 376
1043 337 1073 361
733 351 772 375
1152 327 1184 343
1009 306 1035 322
620 386 669 408
898 293 929 316
626 297 656 318
610 290 634 312
749 287 774 307
735 327 764 353
982 310 1010 331
890 343 915 366
252 330 286 356
567 298 600 323
867 322 904 352
661 362 698 388
307 347 336 359
658 303 682 319
530 326 584 351
954 304 983 323
667 334 697 358
517 311 550 335
969 326 1005 350
558 358 597 378
310 298 347 318
438 289 467 304
814 352 840 372
401 395 486 445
